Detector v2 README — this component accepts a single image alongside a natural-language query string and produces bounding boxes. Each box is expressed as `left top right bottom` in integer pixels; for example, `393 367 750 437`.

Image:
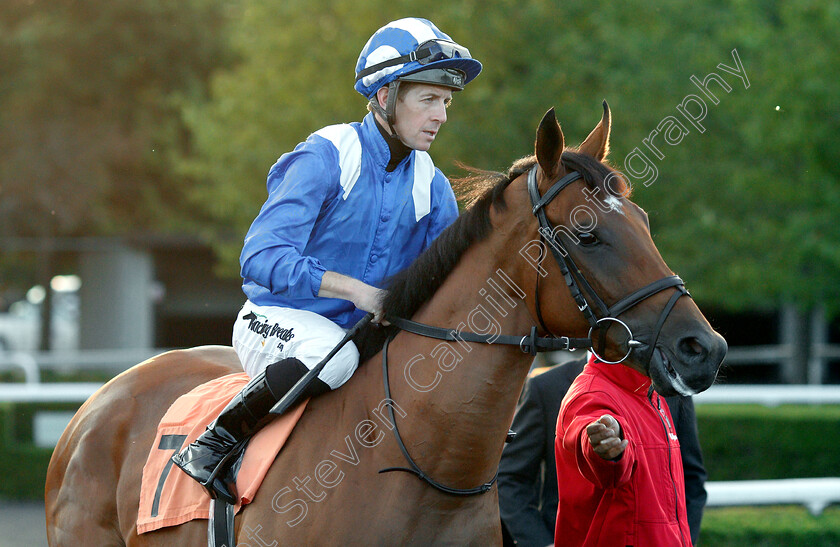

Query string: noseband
526 164 689 365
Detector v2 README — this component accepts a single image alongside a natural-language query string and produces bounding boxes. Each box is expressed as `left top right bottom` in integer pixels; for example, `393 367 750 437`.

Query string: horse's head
520 102 726 396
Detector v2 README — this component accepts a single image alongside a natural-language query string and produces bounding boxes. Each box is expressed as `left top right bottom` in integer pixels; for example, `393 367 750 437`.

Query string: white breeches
232 301 360 390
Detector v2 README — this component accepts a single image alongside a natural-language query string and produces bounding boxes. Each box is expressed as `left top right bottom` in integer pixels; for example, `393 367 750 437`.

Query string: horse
45 103 727 545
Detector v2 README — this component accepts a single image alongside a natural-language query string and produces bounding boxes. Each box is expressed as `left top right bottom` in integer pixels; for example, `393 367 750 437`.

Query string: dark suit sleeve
670 395 708 545
498 379 555 547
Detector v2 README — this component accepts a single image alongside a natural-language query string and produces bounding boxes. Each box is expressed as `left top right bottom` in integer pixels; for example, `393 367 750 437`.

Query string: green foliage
0 444 53 501
0 0 232 239
696 404 840 480
702 507 840 546
629 1 840 315
0 402 78 500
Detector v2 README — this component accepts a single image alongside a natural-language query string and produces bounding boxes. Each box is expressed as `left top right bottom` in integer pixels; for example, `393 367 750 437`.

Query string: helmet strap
370 81 411 148
385 80 400 127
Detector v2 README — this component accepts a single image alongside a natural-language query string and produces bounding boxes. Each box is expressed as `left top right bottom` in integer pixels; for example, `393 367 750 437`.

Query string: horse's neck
385 239 536 486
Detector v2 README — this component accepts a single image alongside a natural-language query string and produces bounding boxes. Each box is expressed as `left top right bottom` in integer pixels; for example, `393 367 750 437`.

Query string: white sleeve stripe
413 151 434 222
314 125 362 200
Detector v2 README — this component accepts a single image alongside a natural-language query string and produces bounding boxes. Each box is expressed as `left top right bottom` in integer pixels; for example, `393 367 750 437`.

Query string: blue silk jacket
240 113 459 328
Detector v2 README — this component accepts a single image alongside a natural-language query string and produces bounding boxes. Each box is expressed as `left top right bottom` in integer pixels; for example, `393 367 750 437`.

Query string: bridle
377 163 690 496
526 164 689 365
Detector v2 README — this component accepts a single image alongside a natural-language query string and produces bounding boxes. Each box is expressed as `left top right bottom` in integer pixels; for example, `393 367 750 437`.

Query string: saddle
136 372 307 534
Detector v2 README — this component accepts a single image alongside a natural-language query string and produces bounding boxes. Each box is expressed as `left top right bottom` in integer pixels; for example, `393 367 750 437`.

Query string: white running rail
706 478 840 516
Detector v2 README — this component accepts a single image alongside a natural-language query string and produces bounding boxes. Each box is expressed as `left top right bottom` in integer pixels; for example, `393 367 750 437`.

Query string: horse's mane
354 150 627 361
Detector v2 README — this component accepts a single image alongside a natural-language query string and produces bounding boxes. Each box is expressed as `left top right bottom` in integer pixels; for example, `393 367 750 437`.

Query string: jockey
172 17 482 504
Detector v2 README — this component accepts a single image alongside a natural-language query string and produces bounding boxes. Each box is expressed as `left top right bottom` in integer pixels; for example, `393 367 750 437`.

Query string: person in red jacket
555 353 692 546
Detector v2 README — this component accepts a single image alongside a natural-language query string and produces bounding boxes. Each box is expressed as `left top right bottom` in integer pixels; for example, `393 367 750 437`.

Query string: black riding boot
171 357 329 504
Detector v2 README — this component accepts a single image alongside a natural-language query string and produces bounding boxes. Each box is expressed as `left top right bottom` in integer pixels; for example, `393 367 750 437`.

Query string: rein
377 336 497 496
389 317 591 354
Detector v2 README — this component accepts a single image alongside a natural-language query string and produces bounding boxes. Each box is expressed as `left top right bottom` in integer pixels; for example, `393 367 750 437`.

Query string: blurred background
1 0 839 544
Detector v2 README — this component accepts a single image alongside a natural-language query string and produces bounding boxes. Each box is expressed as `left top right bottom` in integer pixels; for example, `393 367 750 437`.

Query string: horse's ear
535 107 565 180
579 100 611 161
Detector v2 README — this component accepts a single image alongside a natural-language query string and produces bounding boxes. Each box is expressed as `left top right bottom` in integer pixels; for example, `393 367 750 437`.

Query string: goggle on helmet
354 18 482 99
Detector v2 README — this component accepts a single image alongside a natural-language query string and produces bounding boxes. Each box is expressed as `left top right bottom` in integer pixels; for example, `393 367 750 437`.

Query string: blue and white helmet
354 18 482 99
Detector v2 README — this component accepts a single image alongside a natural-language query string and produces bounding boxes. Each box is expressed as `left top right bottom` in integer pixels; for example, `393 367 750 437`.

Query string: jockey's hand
351 284 388 325
586 414 628 461
318 271 388 324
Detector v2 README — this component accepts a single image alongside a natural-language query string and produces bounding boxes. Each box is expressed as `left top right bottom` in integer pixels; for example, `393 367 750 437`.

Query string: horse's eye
577 232 600 247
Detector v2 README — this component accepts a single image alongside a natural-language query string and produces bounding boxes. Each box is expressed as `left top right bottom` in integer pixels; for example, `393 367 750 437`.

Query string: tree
0 0 232 240
612 0 840 314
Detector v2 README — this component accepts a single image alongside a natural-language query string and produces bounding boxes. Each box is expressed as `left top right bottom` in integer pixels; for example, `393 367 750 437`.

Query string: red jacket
554 356 691 546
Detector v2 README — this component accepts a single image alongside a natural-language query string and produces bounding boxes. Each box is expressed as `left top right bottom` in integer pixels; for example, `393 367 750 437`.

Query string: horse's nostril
678 336 706 358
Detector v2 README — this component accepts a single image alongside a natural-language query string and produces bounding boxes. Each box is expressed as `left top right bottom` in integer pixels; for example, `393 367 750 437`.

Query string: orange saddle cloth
136 372 307 534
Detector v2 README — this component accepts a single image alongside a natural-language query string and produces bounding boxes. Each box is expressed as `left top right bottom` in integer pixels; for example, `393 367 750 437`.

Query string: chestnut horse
46 104 726 545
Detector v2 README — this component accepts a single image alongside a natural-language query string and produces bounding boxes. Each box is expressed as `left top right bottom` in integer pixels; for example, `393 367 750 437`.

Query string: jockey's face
382 83 453 151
